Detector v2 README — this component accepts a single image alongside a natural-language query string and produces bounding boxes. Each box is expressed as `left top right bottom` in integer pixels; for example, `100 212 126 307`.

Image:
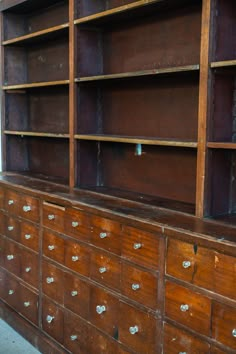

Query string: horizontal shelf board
75 134 198 148
211 60 236 68
2 23 69 45
3 80 70 90
4 131 69 138
207 142 236 149
76 65 200 83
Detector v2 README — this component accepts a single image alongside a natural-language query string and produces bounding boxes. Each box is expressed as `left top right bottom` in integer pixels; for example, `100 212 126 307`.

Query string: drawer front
43 230 64 264
42 297 64 344
122 226 159 269
163 322 210 353
64 310 89 353
0 186 4 209
42 261 64 304
4 241 21 277
165 281 211 336
20 248 39 288
210 346 228 354
90 286 119 337
212 302 236 350
89 327 120 354
5 189 20 215
212 252 236 300
0 235 5 267
90 251 121 291
42 202 65 233
90 215 122 255
64 239 90 276
119 301 157 354
20 195 39 223
20 222 39 251
19 285 38 325
0 268 6 299
5 216 20 241
64 272 90 319
65 207 91 242
0 211 5 235
4 274 20 310
121 262 158 310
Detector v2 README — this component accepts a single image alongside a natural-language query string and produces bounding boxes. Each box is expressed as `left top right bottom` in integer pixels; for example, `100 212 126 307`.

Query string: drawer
119 301 157 354
63 310 89 353
64 239 90 277
89 327 120 354
42 201 65 233
0 268 6 299
43 230 64 264
5 189 20 215
20 221 39 251
20 248 39 288
64 272 90 319
19 195 39 223
5 216 20 241
90 251 121 291
4 274 20 310
210 347 228 354
122 226 159 270
42 296 64 344
165 281 211 336
0 212 5 235
4 240 21 277
163 322 210 353
18 285 38 325
90 215 122 255
0 235 5 267
42 261 64 304
0 186 4 209
121 262 158 310
212 302 236 350
90 286 119 337
65 207 91 242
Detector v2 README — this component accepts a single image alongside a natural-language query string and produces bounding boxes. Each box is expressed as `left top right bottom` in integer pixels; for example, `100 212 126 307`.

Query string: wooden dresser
0 0 235 353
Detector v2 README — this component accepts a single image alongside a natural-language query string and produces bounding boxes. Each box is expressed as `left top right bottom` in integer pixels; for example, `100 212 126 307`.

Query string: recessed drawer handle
72 256 79 262
48 214 55 221
7 255 14 261
46 315 54 324
48 245 55 251
25 234 31 240
72 221 79 228
180 304 189 312
8 289 14 295
8 200 14 205
100 232 107 239
182 261 191 269
96 305 106 315
8 226 14 231
99 267 107 274
25 267 31 273
70 335 78 341
46 277 54 284
71 290 78 297
23 205 31 212
232 329 236 337
24 301 30 307
132 283 140 291
133 243 142 250
129 325 139 335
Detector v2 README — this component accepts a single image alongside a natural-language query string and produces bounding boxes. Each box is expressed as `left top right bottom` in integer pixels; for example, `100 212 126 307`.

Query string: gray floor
0 319 41 354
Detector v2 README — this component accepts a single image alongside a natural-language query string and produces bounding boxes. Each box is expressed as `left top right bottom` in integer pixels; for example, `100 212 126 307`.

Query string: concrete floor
0 319 41 354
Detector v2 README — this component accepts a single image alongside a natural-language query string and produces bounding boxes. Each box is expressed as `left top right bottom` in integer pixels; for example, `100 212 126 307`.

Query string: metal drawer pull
23 205 31 212
24 301 30 307
99 267 107 274
182 261 191 269
25 234 31 240
232 329 236 337
72 221 79 228
8 200 14 205
180 304 189 312
72 256 79 262
133 243 142 250
96 305 106 315
100 232 107 239
46 315 54 324
179 352 187 354
8 226 14 231
25 267 31 273
129 325 139 335
71 290 78 297
46 277 54 284
70 335 78 341
8 290 14 295
132 283 140 291
48 214 55 220
48 245 55 251
7 255 14 260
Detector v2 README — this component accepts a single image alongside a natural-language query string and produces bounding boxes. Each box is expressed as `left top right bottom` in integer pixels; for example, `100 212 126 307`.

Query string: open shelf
211 60 236 69
207 142 236 150
3 80 69 90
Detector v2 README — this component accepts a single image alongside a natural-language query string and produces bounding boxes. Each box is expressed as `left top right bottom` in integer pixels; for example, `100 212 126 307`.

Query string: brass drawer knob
182 261 191 269
72 221 79 228
129 325 139 335
46 315 54 324
48 214 55 221
8 289 14 295
23 205 31 212
99 267 107 274
133 243 142 250
7 255 14 260
70 335 78 341
72 256 79 262
25 267 31 273
96 305 106 314
24 301 30 307
232 329 236 337
48 245 55 251
180 304 189 312
8 226 14 231
8 200 14 205
25 234 31 240
100 232 107 239
46 277 54 284
71 290 78 297
132 283 140 291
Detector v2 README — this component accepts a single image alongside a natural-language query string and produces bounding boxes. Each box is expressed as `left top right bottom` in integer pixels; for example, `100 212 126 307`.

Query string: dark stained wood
64 239 90 276
5 216 20 241
212 302 236 350
18 285 38 325
42 201 65 234
20 247 39 288
42 296 64 345
42 260 64 305
65 207 91 242
20 221 39 252
42 230 65 264
63 310 89 353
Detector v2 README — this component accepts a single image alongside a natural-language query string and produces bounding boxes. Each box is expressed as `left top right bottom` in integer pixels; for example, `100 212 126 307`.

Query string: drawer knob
72 255 79 262
8 289 14 295
72 221 79 228
129 325 139 335
8 200 14 205
8 226 14 231
133 243 142 250
25 267 31 273
70 335 78 341
7 255 14 260
46 277 54 284
99 267 107 274
48 245 55 251
132 283 140 291
232 329 236 337
182 261 191 269
48 214 55 221
96 305 106 315
180 304 189 312
23 205 31 212
71 290 78 297
24 301 30 307
100 232 107 239
25 234 31 240
179 352 187 354
46 315 54 324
